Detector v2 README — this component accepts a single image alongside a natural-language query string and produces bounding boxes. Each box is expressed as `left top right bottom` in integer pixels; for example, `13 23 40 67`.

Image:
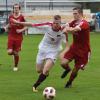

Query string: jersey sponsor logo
57 35 61 37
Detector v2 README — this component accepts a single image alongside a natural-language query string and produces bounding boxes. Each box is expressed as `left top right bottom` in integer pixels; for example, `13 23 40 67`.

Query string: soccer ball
43 87 56 100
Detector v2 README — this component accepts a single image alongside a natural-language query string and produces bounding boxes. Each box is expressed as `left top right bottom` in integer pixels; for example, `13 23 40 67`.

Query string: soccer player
7 4 26 71
12 15 69 92
60 7 91 88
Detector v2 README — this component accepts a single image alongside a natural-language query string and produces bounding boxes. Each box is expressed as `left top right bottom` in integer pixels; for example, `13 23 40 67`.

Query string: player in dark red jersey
60 7 91 88
7 4 26 71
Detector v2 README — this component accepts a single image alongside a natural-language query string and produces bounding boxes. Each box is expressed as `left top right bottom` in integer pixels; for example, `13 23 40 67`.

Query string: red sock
14 55 19 67
68 72 77 83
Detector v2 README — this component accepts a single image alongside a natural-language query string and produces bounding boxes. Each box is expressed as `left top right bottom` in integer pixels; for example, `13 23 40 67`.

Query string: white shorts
36 49 59 64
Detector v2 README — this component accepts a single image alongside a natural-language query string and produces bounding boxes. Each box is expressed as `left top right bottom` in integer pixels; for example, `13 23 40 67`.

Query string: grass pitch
0 33 100 100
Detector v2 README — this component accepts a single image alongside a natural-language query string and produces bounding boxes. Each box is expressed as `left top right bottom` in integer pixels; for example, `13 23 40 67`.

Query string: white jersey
36 25 66 52
34 24 67 64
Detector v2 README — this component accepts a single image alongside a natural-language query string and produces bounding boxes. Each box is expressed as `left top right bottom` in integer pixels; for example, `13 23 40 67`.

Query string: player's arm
16 27 28 33
11 19 33 27
11 18 51 28
63 25 81 33
67 26 81 32
63 21 88 34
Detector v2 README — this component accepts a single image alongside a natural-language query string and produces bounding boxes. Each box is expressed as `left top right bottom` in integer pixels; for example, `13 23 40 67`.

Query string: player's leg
32 63 44 92
61 59 71 79
7 38 14 55
36 63 44 74
33 58 54 92
13 39 22 71
65 67 79 88
13 51 19 71
32 50 45 92
7 49 19 71
43 58 54 75
35 50 45 73
8 39 22 71
7 48 19 71
65 56 80 88
59 51 71 78
65 52 90 88
60 49 74 78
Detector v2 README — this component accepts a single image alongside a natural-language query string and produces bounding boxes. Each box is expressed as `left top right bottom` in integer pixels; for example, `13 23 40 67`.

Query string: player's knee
61 58 69 66
61 61 67 66
14 51 18 56
59 56 63 61
59 53 64 61
7 49 13 55
43 70 49 75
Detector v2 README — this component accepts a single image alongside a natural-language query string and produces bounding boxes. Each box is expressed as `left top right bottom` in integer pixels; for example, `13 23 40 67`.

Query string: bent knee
59 54 64 60
7 49 13 55
61 58 69 65
43 70 49 75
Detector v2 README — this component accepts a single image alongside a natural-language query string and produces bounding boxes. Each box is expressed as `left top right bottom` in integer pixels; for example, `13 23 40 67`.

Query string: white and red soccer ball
43 87 56 100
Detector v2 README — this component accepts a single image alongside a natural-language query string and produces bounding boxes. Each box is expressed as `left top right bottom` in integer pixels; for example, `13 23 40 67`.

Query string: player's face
73 10 81 20
52 20 61 31
13 5 20 14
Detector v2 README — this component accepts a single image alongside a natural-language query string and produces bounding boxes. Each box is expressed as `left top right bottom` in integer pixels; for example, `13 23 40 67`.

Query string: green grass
0 33 100 100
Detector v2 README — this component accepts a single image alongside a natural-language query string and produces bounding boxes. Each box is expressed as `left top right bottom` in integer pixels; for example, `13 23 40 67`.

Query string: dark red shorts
64 47 91 70
7 38 23 52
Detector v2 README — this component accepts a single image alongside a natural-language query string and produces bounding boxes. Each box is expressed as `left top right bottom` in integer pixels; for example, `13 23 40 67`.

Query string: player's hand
10 18 19 24
16 29 23 33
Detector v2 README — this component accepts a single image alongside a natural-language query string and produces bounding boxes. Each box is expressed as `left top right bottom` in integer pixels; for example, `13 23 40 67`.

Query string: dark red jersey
69 19 91 54
8 14 25 40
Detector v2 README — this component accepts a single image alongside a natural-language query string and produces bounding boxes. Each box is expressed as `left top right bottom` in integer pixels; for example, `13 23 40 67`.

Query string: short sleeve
78 21 89 30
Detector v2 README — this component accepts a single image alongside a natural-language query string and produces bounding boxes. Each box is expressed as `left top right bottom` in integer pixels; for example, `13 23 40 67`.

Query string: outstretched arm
63 25 81 33
11 18 52 28
11 19 33 27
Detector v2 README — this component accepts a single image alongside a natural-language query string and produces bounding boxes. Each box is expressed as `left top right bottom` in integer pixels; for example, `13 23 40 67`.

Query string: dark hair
73 7 83 14
13 4 21 10
54 15 61 20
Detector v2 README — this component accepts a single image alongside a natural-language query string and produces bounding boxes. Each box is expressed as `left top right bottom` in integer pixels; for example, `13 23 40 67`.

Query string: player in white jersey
11 15 69 92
